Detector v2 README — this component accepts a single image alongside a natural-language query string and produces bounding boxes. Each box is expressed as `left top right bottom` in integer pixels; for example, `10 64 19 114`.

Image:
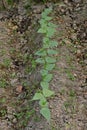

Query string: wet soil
0 0 87 130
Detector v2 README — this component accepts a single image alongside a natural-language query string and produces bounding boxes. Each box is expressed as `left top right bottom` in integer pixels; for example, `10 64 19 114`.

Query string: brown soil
0 1 87 130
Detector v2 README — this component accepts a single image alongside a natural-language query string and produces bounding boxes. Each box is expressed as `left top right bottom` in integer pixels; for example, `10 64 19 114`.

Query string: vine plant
32 7 58 121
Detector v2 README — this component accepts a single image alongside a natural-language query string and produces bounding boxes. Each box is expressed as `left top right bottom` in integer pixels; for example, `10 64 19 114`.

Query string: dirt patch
0 0 87 130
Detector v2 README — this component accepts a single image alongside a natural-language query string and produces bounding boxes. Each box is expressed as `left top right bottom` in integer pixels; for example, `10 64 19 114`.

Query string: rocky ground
0 0 87 130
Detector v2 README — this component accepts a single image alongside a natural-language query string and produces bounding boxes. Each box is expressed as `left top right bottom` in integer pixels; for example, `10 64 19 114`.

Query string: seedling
33 7 58 121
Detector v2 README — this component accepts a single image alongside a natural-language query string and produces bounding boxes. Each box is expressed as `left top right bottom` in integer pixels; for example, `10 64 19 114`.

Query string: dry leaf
16 85 23 93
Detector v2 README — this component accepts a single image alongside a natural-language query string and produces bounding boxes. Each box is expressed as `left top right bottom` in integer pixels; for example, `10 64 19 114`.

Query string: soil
0 0 87 130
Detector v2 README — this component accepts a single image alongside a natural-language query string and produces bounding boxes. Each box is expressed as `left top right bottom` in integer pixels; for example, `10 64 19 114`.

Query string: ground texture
0 0 87 130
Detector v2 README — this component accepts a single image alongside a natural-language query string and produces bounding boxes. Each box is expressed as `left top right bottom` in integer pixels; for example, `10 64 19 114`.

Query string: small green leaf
39 98 48 107
40 69 48 76
35 49 47 56
41 12 47 18
43 88 54 97
43 41 58 48
43 74 53 82
36 58 45 64
46 57 56 63
45 64 55 71
43 38 51 49
40 107 50 121
43 37 50 44
43 44 50 49
47 27 55 37
49 41 58 47
47 49 58 55
42 7 52 18
40 81 49 89
44 7 52 14
39 19 46 25
38 28 46 33
48 22 56 28
44 16 52 21
32 93 44 100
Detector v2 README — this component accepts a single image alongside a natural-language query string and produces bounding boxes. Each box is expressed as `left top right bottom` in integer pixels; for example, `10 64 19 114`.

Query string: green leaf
36 58 45 64
35 49 47 56
38 28 46 33
45 57 56 63
43 88 54 97
40 107 50 121
49 41 58 47
42 7 52 18
40 69 48 76
47 27 55 37
39 19 46 25
45 64 55 71
43 44 50 49
48 22 56 28
40 81 49 89
43 74 53 82
43 40 58 48
44 7 52 14
43 37 50 44
47 49 58 55
44 16 52 21
43 38 51 49
41 12 47 18
39 98 48 107
41 24 47 29
32 93 44 100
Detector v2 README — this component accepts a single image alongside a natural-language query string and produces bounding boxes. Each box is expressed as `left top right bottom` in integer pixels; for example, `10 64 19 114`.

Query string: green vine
32 7 58 121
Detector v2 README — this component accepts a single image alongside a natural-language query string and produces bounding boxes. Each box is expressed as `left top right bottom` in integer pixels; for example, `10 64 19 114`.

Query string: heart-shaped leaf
44 16 52 21
40 69 48 76
40 107 50 121
48 22 57 28
35 49 47 56
39 98 48 107
47 49 58 55
40 81 49 89
43 88 54 97
45 64 55 71
42 7 52 18
45 57 56 63
38 28 47 33
32 93 44 100
43 37 50 44
43 74 53 82
36 58 45 64
49 41 58 47
47 27 55 37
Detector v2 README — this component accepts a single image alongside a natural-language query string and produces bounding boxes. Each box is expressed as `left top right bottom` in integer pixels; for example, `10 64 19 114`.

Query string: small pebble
12 118 17 124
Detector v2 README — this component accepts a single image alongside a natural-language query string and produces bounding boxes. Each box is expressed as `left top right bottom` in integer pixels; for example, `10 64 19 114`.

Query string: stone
12 118 17 123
